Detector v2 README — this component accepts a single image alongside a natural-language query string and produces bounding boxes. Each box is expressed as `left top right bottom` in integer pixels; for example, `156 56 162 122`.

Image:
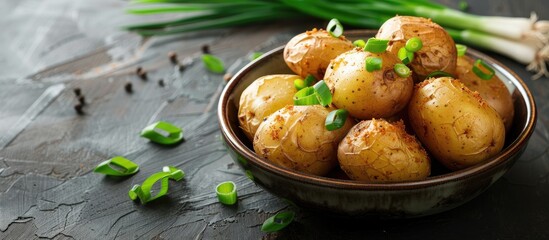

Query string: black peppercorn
201 44 210 54
168 51 178 64
73 88 81 96
158 79 165 87
74 104 84 115
124 82 133 93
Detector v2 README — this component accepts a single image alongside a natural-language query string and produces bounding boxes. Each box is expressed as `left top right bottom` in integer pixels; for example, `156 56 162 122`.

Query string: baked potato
253 105 354 176
324 48 414 119
376 16 457 80
407 77 505 170
338 119 431 183
456 55 514 131
238 74 299 140
284 28 355 80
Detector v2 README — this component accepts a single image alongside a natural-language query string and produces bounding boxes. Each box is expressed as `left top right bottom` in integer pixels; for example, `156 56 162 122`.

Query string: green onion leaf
364 38 389 53
398 47 414 64
405 37 423 52
129 166 184 204
261 211 295 233
202 54 225 73
304 74 316 86
456 44 467 57
140 121 184 145
472 59 495 80
294 87 319 106
365 57 382 72
294 79 307 91
215 181 237 205
325 109 349 131
394 63 411 78
353 39 366 48
327 18 343 38
425 71 455 79
313 80 332 106
94 156 139 176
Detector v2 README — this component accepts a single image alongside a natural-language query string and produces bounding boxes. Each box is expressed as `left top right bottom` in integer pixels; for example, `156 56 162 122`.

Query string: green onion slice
251 52 263 60
327 18 343 38
215 181 237 205
353 39 366 48
140 121 184 145
425 71 455 79
472 59 495 80
394 63 411 78
365 57 382 72
325 109 349 131
129 166 184 204
202 54 225 74
261 211 295 233
294 79 307 91
364 38 389 53
398 47 414 64
304 74 316 86
294 87 319 106
405 37 423 52
456 44 467 57
94 156 139 176
313 80 332 106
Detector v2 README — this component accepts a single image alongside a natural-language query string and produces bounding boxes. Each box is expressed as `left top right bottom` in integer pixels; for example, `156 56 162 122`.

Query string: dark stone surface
0 0 548 239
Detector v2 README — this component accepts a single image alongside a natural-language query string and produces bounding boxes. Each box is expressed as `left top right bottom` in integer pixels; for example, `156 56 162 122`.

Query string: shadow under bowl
217 30 537 218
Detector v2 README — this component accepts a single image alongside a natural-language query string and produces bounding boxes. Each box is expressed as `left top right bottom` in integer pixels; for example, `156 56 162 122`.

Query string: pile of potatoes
238 16 513 183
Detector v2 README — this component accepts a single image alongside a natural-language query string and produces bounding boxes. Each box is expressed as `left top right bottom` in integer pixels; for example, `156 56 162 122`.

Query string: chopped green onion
94 156 139 176
325 109 348 131
394 63 411 78
140 121 184 145
202 54 225 74
425 71 455 79
398 47 414 64
365 57 382 72
405 37 423 52
353 39 366 48
251 52 263 60
215 181 237 205
304 74 316 86
313 80 332 106
326 18 343 38
129 166 184 204
294 79 307 90
472 59 495 80
294 87 319 106
364 38 389 53
456 44 467 57
261 211 295 233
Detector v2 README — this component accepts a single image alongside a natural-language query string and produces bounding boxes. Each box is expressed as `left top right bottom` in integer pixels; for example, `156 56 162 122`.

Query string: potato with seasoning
338 119 431 183
456 55 514 131
407 77 505 170
253 105 354 176
238 74 299 140
284 28 355 80
376 16 457 80
324 48 414 120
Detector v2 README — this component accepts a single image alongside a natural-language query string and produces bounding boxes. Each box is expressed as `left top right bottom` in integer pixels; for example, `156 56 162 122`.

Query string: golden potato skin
253 105 354 176
376 16 457 80
324 48 414 120
408 77 505 170
338 119 431 183
456 55 514 131
238 74 299 140
284 28 354 80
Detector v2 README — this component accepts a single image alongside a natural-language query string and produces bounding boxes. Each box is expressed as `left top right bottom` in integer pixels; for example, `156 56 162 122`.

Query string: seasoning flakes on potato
253 105 354 176
338 119 431 183
238 74 299 140
284 28 354 80
407 77 505 170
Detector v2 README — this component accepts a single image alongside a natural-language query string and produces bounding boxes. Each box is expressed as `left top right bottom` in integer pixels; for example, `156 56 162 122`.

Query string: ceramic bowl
217 30 537 217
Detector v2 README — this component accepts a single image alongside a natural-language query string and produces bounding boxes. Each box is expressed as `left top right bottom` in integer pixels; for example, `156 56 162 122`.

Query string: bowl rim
217 29 537 190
